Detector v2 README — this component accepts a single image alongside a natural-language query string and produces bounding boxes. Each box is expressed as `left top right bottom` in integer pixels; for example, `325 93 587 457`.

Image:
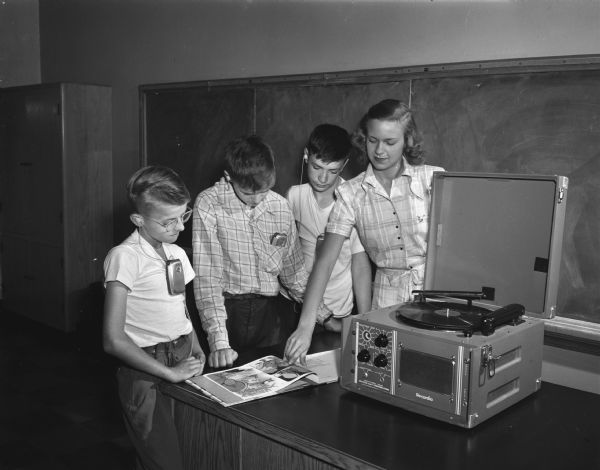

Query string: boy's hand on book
170 355 205 383
208 348 238 368
284 325 313 365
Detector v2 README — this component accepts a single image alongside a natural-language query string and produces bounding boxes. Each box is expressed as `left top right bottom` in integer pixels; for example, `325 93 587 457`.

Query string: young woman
285 99 444 364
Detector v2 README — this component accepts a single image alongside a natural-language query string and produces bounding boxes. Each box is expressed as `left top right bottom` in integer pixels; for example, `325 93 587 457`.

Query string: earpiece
300 149 308 184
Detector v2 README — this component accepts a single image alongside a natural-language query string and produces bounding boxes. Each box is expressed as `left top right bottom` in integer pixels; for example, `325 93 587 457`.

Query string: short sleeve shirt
104 230 195 347
327 159 444 307
287 183 364 317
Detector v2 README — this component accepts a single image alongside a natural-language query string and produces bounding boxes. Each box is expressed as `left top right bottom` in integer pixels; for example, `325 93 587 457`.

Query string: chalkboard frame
139 54 600 353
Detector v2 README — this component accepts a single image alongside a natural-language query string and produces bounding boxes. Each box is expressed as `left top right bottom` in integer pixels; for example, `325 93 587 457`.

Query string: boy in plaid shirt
193 135 330 368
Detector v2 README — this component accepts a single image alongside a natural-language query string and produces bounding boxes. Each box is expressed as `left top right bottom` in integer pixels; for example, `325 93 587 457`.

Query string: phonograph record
340 172 568 428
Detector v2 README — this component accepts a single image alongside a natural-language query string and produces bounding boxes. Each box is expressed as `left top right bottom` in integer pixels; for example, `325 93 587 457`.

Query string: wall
0 0 41 298
6 0 596 392
37 0 600 241
0 0 41 87
542 345 600 394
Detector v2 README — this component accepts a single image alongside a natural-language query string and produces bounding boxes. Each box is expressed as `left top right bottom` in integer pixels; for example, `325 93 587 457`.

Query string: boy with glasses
103 165 205 470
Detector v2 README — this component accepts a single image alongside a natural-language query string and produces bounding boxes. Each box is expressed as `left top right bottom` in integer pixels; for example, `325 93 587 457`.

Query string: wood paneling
241 431 338 470
141 58 600 325
175 404 240 470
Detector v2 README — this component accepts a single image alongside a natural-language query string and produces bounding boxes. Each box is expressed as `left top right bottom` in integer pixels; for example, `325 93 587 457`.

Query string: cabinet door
1 83 111 332
2 235 32 315
1 87 63 246
30 241 65 330
2 235 64 329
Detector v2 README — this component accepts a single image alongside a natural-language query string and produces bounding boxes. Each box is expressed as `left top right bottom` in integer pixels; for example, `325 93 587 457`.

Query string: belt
378 262 425 276
143 334 188 355
223 292 270 300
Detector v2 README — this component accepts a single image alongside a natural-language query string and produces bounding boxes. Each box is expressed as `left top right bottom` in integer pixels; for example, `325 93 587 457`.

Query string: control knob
374 354 388 368
374 333 389 348
357 349 371 363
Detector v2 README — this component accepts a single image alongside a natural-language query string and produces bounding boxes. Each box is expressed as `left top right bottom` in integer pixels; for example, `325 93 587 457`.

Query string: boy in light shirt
103 165 205 470
286 124 372 337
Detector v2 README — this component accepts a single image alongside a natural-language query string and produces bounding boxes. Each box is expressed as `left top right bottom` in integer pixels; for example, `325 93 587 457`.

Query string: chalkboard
255 81 409 191
142 87 254 248
140 59 600 326
411 71 600 325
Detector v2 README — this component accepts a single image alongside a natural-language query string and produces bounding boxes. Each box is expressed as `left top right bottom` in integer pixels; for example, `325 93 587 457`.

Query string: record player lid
424 172 567 318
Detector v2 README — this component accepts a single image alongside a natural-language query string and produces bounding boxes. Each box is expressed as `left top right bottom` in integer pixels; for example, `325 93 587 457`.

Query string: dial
374 354 388 368
374 333 389 348
357 349 371 363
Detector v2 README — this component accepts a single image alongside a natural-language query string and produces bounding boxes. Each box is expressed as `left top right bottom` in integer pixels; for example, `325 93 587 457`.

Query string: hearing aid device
166 259 185 295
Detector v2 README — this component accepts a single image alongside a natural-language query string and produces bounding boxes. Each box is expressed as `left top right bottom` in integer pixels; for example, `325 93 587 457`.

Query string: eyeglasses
143 208 193 231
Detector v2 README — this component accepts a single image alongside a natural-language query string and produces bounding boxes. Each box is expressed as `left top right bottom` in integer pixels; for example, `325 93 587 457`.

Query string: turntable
340 172 568 428
397 290 525 337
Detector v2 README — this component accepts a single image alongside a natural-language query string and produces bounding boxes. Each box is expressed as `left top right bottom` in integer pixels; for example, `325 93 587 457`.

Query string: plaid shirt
193 178 309 351
327 159 444 308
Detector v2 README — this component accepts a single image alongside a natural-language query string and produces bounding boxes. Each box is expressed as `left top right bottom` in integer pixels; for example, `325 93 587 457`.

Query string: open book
186 348 340 407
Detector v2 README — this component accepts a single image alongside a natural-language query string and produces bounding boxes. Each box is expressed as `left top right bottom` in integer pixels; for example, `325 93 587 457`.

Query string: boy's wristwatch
316 302 334 326
317 311 334 326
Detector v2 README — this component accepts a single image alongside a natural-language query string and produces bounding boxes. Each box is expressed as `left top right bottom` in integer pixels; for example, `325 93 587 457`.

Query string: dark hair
224 135 276 191
353 99 424 165
127 165 190 213
306 124 352 164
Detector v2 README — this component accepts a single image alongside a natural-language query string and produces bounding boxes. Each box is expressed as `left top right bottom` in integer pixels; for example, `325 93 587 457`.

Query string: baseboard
542 345 600 395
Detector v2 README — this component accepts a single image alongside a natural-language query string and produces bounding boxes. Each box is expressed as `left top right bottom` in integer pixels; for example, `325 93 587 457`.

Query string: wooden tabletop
163 332 600 470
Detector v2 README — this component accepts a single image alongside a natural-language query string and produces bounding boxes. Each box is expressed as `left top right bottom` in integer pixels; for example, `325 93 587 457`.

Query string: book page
304 348 340 384
204 365 288 401
186 350 339 406
247 355 316 383
187 355 317 405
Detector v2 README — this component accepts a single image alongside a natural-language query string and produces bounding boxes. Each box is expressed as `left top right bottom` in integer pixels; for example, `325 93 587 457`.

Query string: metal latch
481 345 496 378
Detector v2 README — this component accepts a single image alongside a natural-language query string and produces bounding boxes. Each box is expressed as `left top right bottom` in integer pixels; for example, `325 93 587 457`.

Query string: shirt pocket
406 197 430 243
261 243 286 275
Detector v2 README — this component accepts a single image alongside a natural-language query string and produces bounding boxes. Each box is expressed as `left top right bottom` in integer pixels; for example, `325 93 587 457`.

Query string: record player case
340 172 568 428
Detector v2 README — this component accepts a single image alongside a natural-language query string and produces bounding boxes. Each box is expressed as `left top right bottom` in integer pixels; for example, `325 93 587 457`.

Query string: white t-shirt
104 230 195 347
287 183 365 318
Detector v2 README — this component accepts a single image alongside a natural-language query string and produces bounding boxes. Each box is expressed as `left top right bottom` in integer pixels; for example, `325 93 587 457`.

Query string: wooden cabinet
163 380 600 470
0 83 112 331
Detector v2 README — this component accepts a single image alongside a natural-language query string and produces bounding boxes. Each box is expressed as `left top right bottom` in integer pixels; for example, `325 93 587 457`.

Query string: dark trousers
117 333 192 470
224 293 300 353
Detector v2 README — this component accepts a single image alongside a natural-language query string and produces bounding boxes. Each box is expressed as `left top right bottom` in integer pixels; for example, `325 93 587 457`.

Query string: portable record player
340 172 568 428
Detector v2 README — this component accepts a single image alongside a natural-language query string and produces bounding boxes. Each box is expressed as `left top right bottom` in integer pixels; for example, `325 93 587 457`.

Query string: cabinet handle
24 275 35 281
19 162 33 167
